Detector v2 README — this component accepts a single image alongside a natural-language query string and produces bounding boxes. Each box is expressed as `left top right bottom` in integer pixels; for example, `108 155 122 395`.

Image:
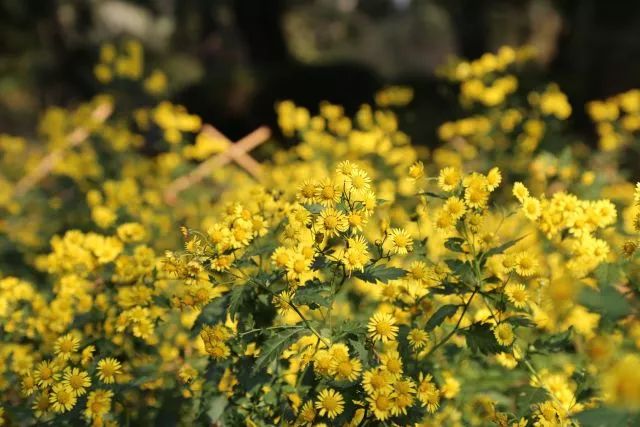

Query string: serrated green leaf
349 339 370 367
228 284 248 316
354 264 407 284
206 395 228 422
417 191 448 200
426 304 460 331
573 407 631 427
430 281 460 295
594 263 623 286
445 259 474 284
484 235 526 258
445 237 465 253
334 320 366 340
293 286 331 309
305 204 324 214
244 240 279 258
253 328 304 374
514 386 548 417
507 315 535 327
532 328 573 354
580 285 630 321
464 323 505 354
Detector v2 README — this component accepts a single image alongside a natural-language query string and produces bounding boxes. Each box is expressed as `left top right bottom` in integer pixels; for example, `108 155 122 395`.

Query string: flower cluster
1 41 640 427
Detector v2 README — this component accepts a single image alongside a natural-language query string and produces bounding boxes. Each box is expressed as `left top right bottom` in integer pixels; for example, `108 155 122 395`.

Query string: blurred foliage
2 0 640 155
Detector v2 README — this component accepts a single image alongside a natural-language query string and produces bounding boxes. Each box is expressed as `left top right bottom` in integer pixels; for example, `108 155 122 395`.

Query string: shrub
1 42 640 426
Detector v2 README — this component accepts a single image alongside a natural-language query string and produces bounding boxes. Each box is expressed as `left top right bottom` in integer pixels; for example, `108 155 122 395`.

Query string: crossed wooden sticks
13 102 114 197
13 103 269 205
163 125 271 205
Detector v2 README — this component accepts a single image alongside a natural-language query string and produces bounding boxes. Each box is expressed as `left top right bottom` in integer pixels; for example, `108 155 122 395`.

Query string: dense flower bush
1 42 640 426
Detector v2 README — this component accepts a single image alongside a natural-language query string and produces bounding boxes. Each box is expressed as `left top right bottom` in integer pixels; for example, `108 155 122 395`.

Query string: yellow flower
514 252 538 276
317 208 349 237
486 167 502 191
494 323 515 346
54 333 80 360
32 392 51 418
21 374 37 396
362 368 394 396
298 401 316 423
97 357 123 384
408 161 425 180
601 354 640 409
49 384 77 413
368 312 399 343
315 178 341 207
522 197 541 220
34 360 60 387
443 196 467 220
438 167 461 192
298 180 318 204
391 378 416 416
464 183 489 209
380 350 404 378
315 388 344 419
63 368 91 396
512 182 529 203
505 283 529 308
407 328 430 350
345 168 371 198
331 357 362 382
85 389 113 421
387 228 413 255
416 373 440 413
367 390 393 421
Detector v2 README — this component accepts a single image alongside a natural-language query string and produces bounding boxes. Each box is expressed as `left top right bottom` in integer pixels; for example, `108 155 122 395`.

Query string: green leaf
228 284 248 316
293 286 331 309
507 316 535 327
430 281 460 295
580 285 631 321
483 235 526 258
305 204 324 214
252 328 304 374
349 339 370 367
573 407 631 427
514 386 548 417
417 191 448 200
594 263 623 286
531 328 573 354
354 264 407 284
244 239 279 258
445 237 465 253
334 320 366 340
464 323 505 354
426 304 460 331
445 259 474 284
206 395 228 422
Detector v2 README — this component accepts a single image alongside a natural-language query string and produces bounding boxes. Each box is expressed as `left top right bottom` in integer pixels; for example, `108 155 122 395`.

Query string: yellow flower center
375 395 391 411
386 359 401 374
376 321 391 336
69 375 84 389
322 395 339 411
324 215 338 229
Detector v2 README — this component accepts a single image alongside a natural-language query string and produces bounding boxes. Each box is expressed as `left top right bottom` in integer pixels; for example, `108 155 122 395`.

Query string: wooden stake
13 102 114 197
163 125 270 205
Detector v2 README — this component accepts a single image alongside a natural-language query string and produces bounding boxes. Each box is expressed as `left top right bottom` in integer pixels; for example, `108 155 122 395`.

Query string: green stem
239 325 303 337
426 287 479 357
251 278 330 347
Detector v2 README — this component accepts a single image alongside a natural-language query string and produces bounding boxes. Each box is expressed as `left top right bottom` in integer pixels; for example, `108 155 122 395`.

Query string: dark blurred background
1 0 639 145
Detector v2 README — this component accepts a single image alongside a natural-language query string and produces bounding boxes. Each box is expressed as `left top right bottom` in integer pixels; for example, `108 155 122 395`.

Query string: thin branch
426 286 479 357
